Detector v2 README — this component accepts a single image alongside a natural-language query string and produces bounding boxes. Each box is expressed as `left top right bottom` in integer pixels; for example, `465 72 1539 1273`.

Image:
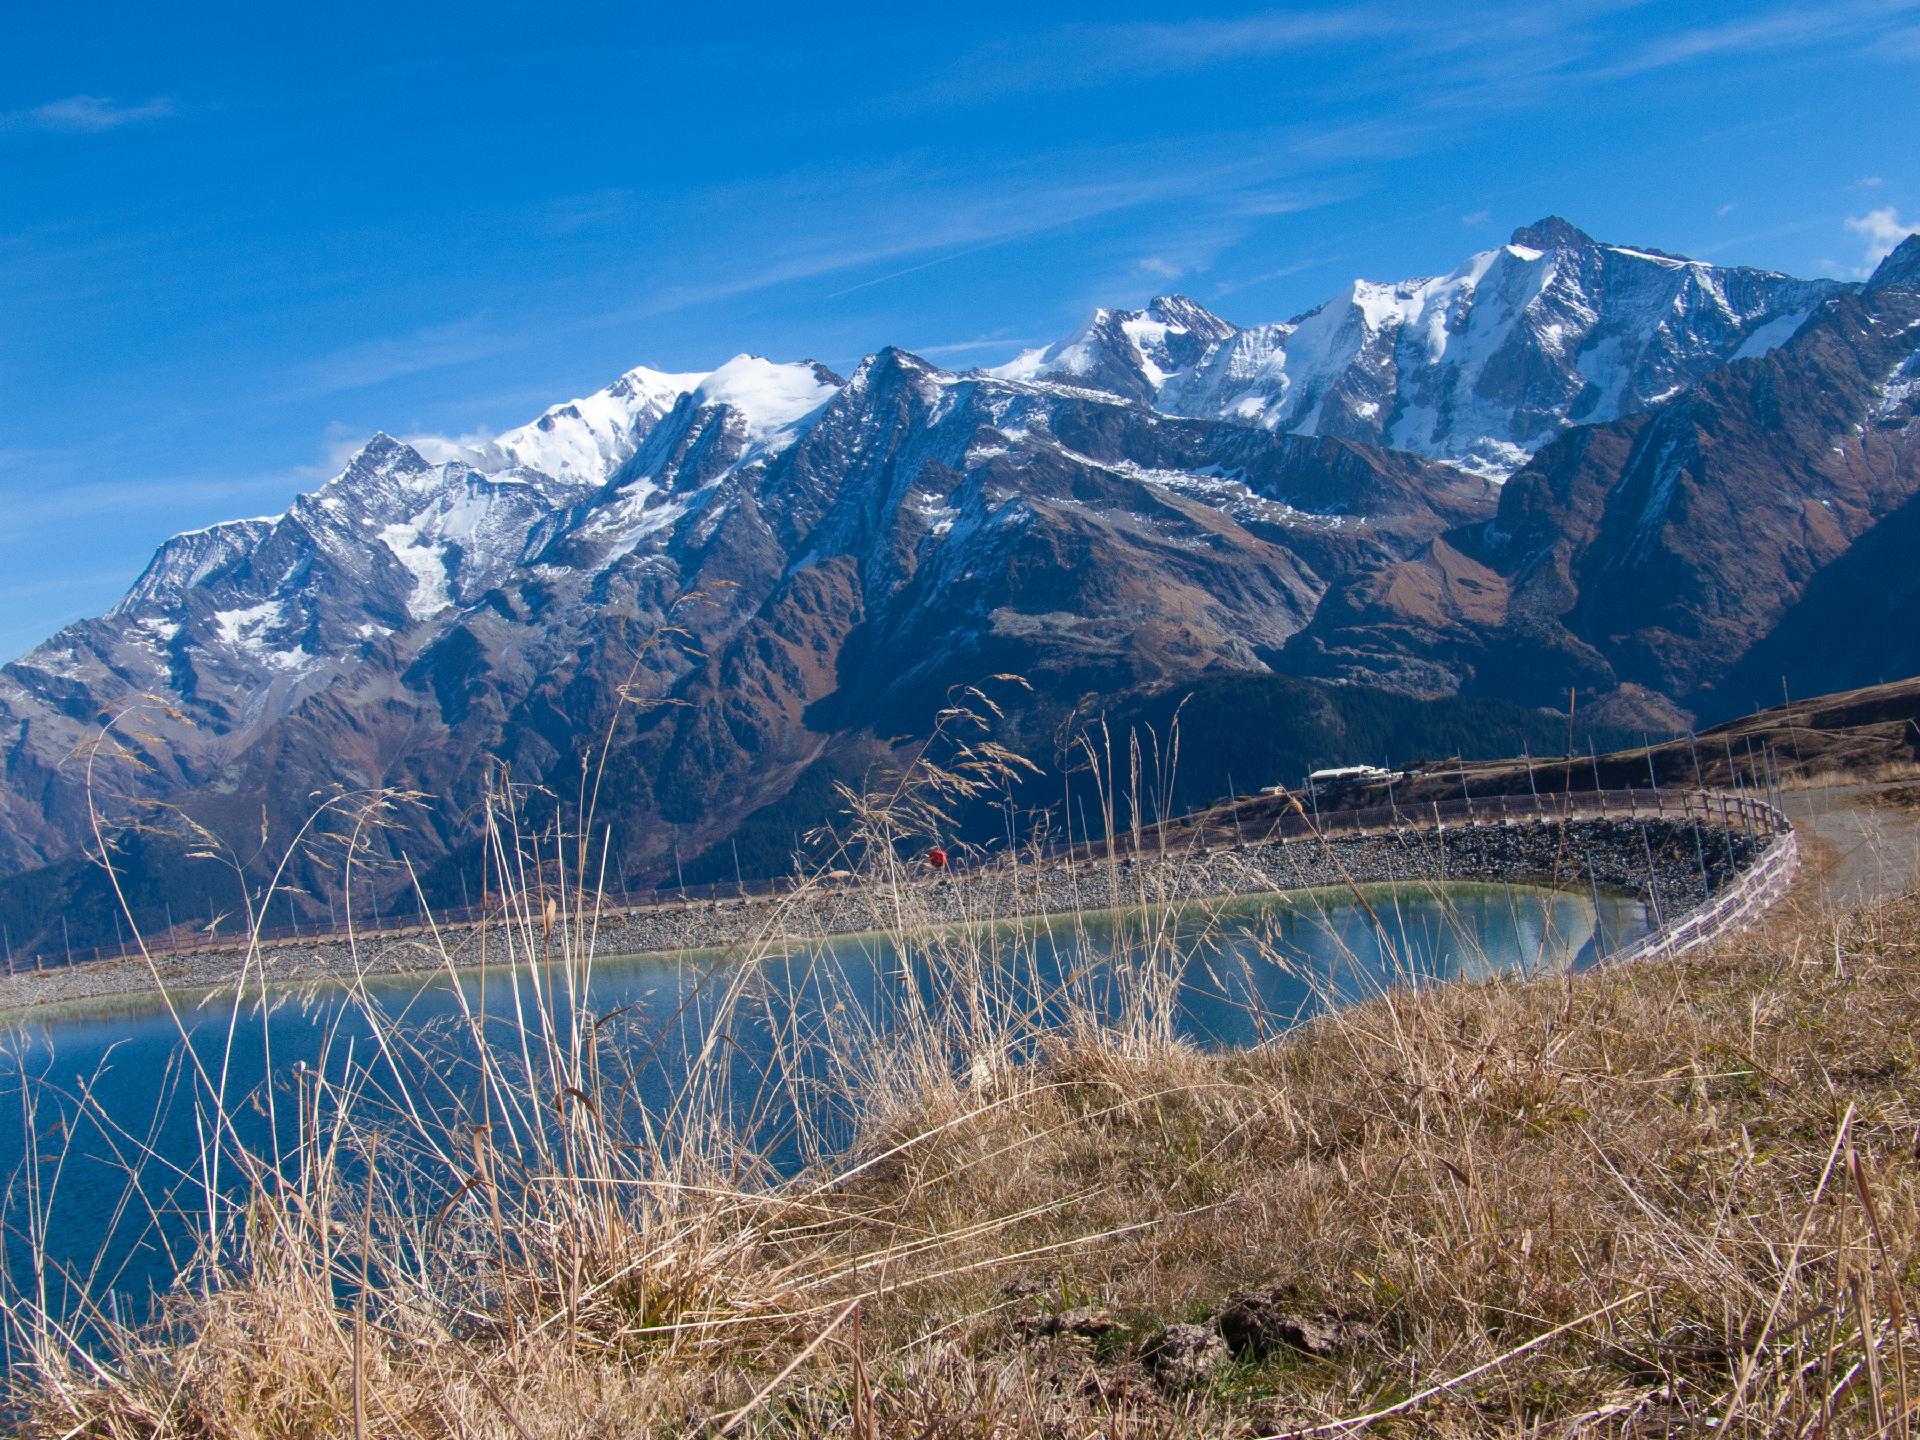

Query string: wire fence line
1038 784 1791 861
1609 828 1800 967
6 786 1793 975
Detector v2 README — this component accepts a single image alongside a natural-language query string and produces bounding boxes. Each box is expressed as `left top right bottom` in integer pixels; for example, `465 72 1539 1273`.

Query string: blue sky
3 0 1917 658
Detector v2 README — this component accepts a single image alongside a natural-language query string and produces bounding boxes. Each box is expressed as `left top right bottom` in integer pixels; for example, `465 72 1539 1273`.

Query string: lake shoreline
0 810 1730 1021
0 878 1634 1027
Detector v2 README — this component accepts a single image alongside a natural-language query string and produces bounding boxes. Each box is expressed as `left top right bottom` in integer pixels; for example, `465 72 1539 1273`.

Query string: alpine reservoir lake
0 882 1649 1332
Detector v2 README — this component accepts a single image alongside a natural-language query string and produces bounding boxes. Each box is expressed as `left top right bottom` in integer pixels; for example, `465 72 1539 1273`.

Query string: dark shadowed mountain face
1 223 1915 934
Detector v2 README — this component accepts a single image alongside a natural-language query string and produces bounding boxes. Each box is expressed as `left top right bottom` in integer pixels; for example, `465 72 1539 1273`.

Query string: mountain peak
488 364 703 490
1147 294 1238 342
1510 216 1596 251
1866 232 1920 292
346 431 431 475
688 356 843 446
860 345 941 378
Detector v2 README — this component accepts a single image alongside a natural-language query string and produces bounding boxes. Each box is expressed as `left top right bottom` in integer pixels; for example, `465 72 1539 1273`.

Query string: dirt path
1780 782 1920 905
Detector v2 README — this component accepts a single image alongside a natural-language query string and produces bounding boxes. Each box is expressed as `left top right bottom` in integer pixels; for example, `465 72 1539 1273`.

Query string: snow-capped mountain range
3 219 1917 932
994 218 1836 477
435 362 704 486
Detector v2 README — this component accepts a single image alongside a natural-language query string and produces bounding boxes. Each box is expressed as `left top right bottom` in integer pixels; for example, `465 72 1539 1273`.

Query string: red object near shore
927 847 949 871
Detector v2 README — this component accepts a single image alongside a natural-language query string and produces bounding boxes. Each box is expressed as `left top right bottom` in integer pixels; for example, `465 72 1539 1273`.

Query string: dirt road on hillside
1781 783 1920 904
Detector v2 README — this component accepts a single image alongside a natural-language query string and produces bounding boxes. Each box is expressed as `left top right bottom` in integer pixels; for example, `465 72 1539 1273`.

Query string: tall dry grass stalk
0 694 1912 1438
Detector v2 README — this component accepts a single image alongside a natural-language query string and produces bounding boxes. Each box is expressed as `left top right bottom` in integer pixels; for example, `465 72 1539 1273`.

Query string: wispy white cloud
1461 209 1493 226
903 336 1043 360
821 234 1037 301
1867 21 1920 54
1214 256 1335 297
1214 188 1339 219
1717 203 1737 217
1687 217 1830 258
0 472 285 530
1592 0 1920 79
294 421 498 477
292 424 380 480
912 8 1416 102
279 150 1270 400
905 0 1918 126
538 188 639 236
609 142 1339 322
1847 206 1918 274
1075 9 1409 69
0 94 174 134
905 1 1682 115
403 432 497 465
282 315 517 399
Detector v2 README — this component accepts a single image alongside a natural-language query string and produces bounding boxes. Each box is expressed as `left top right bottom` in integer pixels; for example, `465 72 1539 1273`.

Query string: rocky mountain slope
0 347 1488 891
1 220 1914 932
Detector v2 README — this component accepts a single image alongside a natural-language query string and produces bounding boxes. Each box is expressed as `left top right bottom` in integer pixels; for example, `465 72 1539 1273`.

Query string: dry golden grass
12 870 1918 1438
1780 760 1920 793
818 888 1920 1436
